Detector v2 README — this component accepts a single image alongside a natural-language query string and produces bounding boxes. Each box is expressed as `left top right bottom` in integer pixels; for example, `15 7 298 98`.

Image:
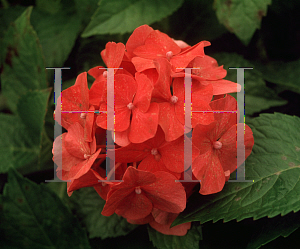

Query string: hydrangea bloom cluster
52 25 254 236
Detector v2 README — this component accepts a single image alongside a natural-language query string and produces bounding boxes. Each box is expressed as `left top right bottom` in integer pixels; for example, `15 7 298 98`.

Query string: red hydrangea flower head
51 24 255 236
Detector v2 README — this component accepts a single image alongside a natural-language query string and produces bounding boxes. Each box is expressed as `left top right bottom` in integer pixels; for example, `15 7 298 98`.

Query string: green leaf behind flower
1 7 47 113
253 59 300 94
31 3 81 68
0 168 91 249
214 0 272 45
82 0 184 37
0 8 53 174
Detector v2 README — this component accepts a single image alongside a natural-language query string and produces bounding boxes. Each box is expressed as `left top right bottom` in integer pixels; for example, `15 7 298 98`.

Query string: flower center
103 71 107 78
151 148 158 155
166 51 173 60
170 96 178 104
80 112 87 119
151 148 161 161
127 102 135 110
135 186 142 194
224 170 230 177
84 154 91 159
213 141 222 150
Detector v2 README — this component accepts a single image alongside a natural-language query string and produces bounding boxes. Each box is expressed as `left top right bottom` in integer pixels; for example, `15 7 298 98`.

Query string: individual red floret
192 95 254 195
52 122 102 182
101 167 186 220
96 73 159 143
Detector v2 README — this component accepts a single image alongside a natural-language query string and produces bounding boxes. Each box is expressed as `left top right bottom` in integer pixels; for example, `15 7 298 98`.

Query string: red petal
127 214 154 225
52 133 82 172
114 129 131 147
151 208 169 224
84 106 95 143
102 187 136 216
132 57 155 72
101 42 125 68
192 122 215 153
115 107 132 132
173 78 214 127
158 102 185 142
88 66 106 79
218 123 254 173
210 94 239 136
89 78 107 107
115 192 153 220
129 103 159 143
173 39 190 49
149 212 191 236
189 55 227 80
151 58 172 101
114 74 137 108
64 149 101 180
96 104 131 132
143 171 186 213
201 79 241 95
133 43 168 60
160 135 200 173
138 155 182 179
122 166 157 186
145 30 181 55
67 170 101 193
74 72 89 110
95 104 108 130
64 123 90 158
133 72 153 112
126 25 153 58
115 143 149 163
195 151 226 195
170 41 210 72
102 167 156 216
119 60 137 76
57 86 84 129
115 126 166 162
143 68 159 88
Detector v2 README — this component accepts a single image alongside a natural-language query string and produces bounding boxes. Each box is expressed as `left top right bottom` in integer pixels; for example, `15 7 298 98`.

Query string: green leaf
74 0 99 25
246 211 300 249
0 168 91 249
1 7 48 113
69 187 138 239
170 0 228 45
82 0 184 37
0 114 39 173
36 0 61 14
214 0 272 45
148 224 202 249
17 89 51 142
213 53 287 115
173 113 300 226
0 89 51 174
194 212 300 249
259 226 300 249
0 5 26 39
253 59 300 94
31 6 81 68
